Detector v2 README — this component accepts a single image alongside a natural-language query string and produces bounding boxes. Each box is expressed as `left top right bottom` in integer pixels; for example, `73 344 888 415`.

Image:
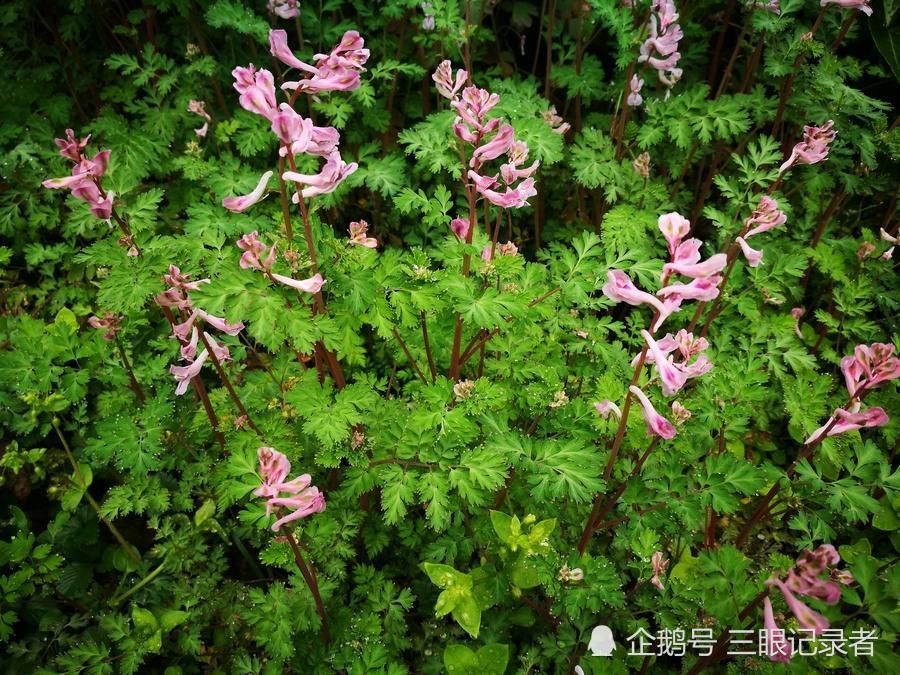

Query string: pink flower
779 120 837 174
237 231 277 271
188 100 212 138
233 65 278 120
223 171 274 213
54 129 91 162
804 407 889 444
181 327 199 361
450 217 471 240
284 66 361 94
820 0 873 15
853 343 900 389
203 331 232 362
268 0 299 19
269 29 318 74
270 272 326 294
761 596 793 663
90 192 115 220
744 196 787 238
786 545 843 605
639 1 683 88
433 60 468 100
671 401 691 424
663 247 727 280
170 348 209 396
282 151 357 200
468 171 537 209
594 400 622 420
656 276 722 302
629 385 677 439
650 551 668 589
481 241 519 262
253 447 326 531
736 236 763 267
542 106 570 135
603 270 682 332
314 30 370 72
767 579 829 636
173 309 244 341
627 74 644 107
87 313 121 341
222 171 272 213
642 330 688 396
348 220 377 248
658 212 690 256
452 86 501 135
163 265 209 291
471 124 514 167
791 306 805 338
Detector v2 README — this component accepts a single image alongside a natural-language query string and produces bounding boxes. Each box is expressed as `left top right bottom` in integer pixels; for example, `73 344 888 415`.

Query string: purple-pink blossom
433 60 468 100
268 0 299 19
450 217 471 240
658 212 690 256
223 171 274 213
235 232 326 294
639 0 683 89
348 220 377 248
594 400 622 420
779 120 837 174
736 236 763 267
280 30 369 94
743 196 787 239
761 596 793 663
87 313 122 341
629 385 677 439
627 74 644 107
820 0 873 15
232 65 278 120
282 151 358 200
43 135 116 222
254 447 326 531
603 269 682 332
650 551 668 589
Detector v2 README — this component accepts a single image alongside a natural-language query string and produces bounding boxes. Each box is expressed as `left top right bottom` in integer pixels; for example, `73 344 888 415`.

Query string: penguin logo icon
587 624 616 657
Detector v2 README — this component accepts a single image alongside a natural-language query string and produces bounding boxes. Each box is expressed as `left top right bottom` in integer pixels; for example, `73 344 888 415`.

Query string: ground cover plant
1 0 899 672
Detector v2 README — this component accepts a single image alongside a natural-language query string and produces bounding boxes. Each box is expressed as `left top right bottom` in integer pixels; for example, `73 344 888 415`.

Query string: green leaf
451 593 481 639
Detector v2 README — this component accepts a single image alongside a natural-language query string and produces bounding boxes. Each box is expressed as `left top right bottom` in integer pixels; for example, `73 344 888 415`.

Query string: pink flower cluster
821 0 873 16
155 265 245 395
225 30 365 211
267 0 299 19
779 120 837 174
272 29 369 94
348 220 377 248
732 195 788 268
255 447 326 531
650 551 668 590
87 313 122 341
187 99 211 138
434 60 539 213
637 329 712 396
236 231 325 294
762 545 853 662
627 75 644 107
639 0 683 89
805 343 899 444
42 130 115 220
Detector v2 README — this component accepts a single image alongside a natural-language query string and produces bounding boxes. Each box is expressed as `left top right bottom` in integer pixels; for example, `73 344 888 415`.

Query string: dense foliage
1 0 899 673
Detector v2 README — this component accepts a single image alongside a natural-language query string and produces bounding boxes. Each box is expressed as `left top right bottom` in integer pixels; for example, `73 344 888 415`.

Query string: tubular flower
594 400 622 420
670 401 691 425
281 30 369 93
779 120 836 174
348 220 377 248
629 385 677 439
820 0 873 15
639 0 683 90
170 348 209 396
235 232 326 294
805 343 899 443
627 74 644 107
237 231 277 271
542 106 571 135
736 236 763 267
432 60 468 100
656 276 721 301
603 269 682 332
761 597 793 663
222 171 274 213
187 100 212 137
43 133 115 222
766 579 830 636
87 313 122 341
658 212 690 256
254 447 326 531
743 196 787 239
232 65 278 120
663 241 727 280
268 0 299 19
282 151 358 200
450 217 471 240
650 552 669 590
642 330 688 396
